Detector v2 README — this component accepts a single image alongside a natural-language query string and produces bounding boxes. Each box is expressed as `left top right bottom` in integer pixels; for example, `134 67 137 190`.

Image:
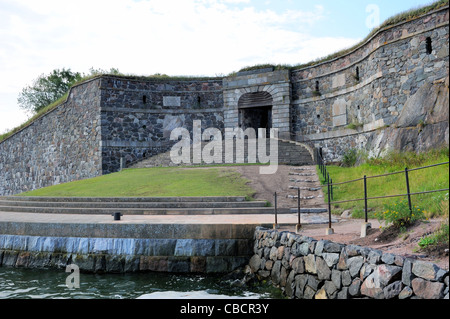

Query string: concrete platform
0 211 332 239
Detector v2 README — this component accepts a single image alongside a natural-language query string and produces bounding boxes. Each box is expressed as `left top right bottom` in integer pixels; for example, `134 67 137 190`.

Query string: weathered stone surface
249 254 261 273
271 260 282 285
324 281 338 299
361 273 384 299
349 278 362 297
367 249 383 265
412 260 448 282
294 274 307 299
337 287 349 299
324 242 343 253
316 257 332 280
342 270 352 287
322 253 340 267
402 259 415 286
315 287 328 299
381 253 395 265
399 286 414 299
291 257 305 274
412 278 445 299
304 254 317 274
360 263 376 281
269 246 278 261
331 269 342 290
383 280 403 299
298 243 310 256
377 264 402 286
347 256 364 277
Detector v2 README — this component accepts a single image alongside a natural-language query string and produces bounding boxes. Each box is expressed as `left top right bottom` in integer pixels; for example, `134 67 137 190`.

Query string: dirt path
225 165 449 271
227 165 327 209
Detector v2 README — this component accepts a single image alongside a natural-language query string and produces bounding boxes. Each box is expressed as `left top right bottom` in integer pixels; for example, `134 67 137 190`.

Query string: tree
18 68 83 113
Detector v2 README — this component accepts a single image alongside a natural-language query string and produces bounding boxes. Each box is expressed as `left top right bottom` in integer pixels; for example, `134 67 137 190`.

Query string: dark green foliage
342 149 358 167
18 68 83 113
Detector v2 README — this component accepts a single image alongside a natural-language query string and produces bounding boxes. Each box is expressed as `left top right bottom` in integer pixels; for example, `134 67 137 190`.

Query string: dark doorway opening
238 91 273 137
239 106 272 137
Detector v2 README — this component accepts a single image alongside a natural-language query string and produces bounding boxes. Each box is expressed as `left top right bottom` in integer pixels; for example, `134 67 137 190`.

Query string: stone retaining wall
0 234 252 274
249 227 449 299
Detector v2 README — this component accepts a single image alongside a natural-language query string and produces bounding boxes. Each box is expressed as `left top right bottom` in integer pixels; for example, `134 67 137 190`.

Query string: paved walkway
0 210 334 226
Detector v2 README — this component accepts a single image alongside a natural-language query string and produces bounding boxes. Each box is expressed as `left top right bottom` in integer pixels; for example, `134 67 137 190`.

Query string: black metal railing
272 160 449 231
320 161 449 228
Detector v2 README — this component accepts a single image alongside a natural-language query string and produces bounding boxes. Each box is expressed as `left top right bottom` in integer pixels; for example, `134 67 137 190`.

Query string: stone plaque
333 114 347 127
163 96 181 107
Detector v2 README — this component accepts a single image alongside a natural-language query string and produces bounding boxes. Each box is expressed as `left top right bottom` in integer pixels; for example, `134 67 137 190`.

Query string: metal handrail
272 160 449 230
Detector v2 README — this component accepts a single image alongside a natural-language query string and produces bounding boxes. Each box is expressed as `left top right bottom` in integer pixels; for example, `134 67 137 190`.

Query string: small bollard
112 212 123 221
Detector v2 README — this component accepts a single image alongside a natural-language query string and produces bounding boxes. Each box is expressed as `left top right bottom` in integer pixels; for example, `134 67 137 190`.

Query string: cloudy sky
0 0 436 134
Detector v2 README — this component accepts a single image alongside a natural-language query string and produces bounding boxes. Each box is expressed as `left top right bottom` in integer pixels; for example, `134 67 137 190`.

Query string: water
0 267 282 299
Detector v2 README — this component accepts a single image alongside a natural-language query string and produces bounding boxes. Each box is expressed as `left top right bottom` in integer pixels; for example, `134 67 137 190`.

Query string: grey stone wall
0 79 102 196
249 227 449 299
0 234 251 273
99 76 224 173
0 7 448 195
291 7 449 161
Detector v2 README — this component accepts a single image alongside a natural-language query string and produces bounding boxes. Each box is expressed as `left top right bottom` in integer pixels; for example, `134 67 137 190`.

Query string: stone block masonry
0 6 448 196
249 227 449 299
0 79 103 196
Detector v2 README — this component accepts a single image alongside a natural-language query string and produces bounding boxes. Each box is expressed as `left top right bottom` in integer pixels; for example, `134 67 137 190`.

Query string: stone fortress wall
0 6 448 195
0 79 103 196
290 6 449 161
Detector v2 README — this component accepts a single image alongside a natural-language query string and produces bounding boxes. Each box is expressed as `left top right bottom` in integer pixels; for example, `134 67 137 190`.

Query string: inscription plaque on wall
163 96 181 107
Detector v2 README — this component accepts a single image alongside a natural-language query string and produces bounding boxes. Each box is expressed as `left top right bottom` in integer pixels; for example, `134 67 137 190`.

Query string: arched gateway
223 69 291 140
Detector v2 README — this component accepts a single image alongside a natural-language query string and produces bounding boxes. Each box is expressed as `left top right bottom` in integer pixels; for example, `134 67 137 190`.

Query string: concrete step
0 199 267 209
131 139 314 168
0 196 247 203
0 205 291 215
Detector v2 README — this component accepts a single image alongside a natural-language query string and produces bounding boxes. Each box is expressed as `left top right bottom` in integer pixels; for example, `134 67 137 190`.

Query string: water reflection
0 267 281 299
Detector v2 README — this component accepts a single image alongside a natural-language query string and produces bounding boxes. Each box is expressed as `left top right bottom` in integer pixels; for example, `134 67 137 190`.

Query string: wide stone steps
0 196 295 215
131 139 314 168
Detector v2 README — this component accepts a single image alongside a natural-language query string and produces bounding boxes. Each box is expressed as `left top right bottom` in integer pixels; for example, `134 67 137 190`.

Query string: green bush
342 149 358 167
418 220 449 249
376 199 426 231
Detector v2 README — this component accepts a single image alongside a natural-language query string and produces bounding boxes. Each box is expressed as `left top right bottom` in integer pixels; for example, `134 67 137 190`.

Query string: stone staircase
0 196 291 215
130 139 314 169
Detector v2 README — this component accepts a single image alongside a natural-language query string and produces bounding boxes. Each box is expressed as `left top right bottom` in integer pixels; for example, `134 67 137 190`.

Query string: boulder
316 257 332 280
383 280 403 299
248 254 261 273
412 260 448 282
347 256 364 277
412 278 445 299
304 254 317 274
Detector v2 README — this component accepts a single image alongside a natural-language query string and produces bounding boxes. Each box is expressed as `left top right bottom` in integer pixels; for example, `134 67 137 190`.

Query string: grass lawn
19 167 256 198
320 149 449 219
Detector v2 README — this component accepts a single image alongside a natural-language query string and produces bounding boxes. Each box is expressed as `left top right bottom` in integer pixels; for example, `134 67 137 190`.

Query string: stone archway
223 69 291 139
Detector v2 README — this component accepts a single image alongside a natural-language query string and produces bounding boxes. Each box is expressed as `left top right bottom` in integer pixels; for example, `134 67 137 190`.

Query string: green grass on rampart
320 148 449 219
19 167 256 198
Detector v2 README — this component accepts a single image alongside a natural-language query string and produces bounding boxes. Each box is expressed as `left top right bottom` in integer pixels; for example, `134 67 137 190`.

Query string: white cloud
0 0 360 132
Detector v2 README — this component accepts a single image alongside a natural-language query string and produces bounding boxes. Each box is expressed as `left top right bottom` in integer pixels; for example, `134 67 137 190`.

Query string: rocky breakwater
247 227 449 299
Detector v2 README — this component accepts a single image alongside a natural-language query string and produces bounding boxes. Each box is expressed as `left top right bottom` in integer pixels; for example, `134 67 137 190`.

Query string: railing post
361 175 372 238
405 167 413 216
326 179 334 235
296 187 301 233
364 175 368 223
274 192 279 229
330 178 333 201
